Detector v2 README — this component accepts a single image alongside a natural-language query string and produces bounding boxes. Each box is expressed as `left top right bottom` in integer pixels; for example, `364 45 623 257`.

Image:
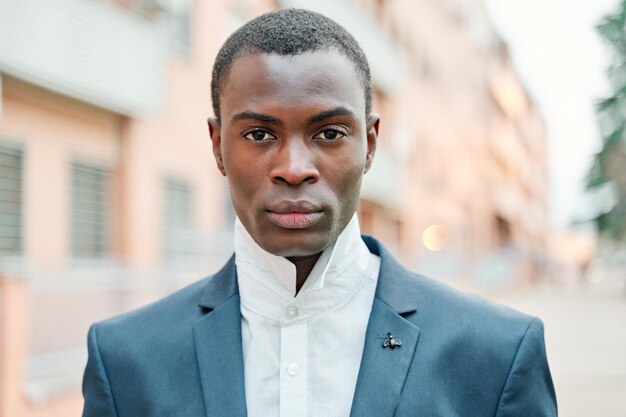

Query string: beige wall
2 78 122 270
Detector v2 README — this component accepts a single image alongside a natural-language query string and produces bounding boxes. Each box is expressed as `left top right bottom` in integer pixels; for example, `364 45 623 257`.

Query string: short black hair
211 8 372 121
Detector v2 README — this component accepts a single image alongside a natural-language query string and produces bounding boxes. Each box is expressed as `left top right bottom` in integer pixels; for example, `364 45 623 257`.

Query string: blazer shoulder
412 271 533 327
371 246 556 415
399 271 544 371
366 234 535 334
93 255 236 335
367 237 536 350
94 275 211 335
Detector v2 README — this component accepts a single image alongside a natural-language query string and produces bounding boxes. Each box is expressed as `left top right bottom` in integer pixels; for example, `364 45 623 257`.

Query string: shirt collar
234 213 371 320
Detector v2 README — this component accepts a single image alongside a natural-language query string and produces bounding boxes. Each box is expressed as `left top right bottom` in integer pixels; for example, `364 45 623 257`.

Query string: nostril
271 163 320 185
271 173 318 185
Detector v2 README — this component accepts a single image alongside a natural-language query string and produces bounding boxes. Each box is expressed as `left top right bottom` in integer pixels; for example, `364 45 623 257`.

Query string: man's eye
314 129 346 141
243 130 276 141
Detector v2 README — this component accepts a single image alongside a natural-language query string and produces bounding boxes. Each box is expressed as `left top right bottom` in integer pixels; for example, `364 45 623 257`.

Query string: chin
263 243 326 259
257 234 330 259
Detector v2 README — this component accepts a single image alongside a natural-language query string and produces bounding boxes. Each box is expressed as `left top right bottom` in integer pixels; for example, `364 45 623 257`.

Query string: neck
287 253 322 294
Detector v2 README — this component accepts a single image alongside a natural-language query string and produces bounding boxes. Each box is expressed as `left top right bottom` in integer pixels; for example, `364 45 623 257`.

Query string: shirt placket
279 305 307 417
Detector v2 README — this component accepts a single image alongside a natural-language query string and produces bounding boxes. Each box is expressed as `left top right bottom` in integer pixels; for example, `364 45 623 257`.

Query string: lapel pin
382 332 402 349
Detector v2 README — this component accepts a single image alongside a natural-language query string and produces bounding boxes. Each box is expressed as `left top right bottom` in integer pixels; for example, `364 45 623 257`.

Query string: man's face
209 50 378 258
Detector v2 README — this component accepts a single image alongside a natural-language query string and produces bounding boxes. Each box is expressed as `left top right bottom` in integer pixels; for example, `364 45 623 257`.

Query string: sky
484 0 621 229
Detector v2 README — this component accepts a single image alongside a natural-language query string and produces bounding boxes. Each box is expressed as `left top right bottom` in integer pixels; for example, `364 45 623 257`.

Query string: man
82 8 557 417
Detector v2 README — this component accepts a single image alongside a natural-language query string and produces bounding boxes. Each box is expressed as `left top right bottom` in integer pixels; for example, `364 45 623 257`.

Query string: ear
208 117 227 177
364 114 380 174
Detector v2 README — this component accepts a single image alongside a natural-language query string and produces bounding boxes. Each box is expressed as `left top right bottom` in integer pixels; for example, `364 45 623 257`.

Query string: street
493 267 626 416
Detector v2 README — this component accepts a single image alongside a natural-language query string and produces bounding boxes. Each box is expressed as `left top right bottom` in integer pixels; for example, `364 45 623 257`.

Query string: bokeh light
422 224 448 252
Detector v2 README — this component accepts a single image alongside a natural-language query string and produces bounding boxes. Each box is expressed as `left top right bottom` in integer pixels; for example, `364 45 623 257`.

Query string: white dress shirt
234 214 381 417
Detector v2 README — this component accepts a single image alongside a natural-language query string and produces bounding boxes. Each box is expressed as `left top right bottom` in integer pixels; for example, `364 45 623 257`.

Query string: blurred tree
587 0 626 241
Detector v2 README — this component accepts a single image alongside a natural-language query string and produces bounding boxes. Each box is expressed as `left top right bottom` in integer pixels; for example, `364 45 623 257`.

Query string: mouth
266 200 324 229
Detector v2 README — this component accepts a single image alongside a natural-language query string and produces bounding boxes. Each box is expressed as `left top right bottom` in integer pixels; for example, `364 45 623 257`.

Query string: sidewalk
492 268 626 417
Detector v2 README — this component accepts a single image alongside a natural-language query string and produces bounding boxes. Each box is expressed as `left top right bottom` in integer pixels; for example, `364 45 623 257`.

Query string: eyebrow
307 106 356 124
231 111 282 126
230 106 357 126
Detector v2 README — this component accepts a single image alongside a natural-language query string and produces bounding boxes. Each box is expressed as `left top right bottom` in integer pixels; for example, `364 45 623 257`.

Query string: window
169 8 191 54
70 162 110 258
0 145 23 256
160 0 192 55
163 178 193 260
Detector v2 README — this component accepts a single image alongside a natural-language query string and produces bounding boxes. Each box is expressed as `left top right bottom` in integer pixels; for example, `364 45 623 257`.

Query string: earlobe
208 117 227 177
364 114 380 174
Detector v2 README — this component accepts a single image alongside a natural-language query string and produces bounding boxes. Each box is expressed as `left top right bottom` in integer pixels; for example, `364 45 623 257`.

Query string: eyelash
313 128 347 141
242 129 277 142
241 127 348 142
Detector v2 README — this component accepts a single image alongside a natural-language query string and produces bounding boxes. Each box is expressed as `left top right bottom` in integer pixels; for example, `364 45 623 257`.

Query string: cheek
222 148 261 209
226 165 258 202
227 175 261 232
222 135 255 180
328 148 367 190
326 157 366 212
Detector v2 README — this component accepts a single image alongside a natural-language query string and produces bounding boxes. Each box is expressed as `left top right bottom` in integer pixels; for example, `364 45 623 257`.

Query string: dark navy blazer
82 236 557 416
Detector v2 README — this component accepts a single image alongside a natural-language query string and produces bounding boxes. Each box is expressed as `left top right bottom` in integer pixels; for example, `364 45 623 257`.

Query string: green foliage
587 0 626 241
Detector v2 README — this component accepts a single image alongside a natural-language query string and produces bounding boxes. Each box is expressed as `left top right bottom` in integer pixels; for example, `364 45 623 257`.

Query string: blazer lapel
349 300 420 417
193 257 248 417
350 237 422 417
191 238 422 417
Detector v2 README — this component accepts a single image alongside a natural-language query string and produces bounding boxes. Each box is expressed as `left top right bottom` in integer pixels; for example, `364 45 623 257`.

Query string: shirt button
287 362 299 376
286 306 298 319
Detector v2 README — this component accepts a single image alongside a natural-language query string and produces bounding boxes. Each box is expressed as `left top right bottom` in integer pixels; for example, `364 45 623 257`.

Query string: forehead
220 50 366 118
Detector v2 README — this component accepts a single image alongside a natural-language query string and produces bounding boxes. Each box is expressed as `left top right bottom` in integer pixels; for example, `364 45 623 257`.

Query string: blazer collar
349 235 421 417
198 255 238 310
194 255 246 417
197 237 420 314
362 235 419 315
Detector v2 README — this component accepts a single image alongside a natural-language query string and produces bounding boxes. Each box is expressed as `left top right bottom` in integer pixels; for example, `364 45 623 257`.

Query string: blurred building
0 0 549 415
353 0 549 290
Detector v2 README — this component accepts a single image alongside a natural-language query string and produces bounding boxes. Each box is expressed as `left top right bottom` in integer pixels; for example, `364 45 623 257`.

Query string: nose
270 139 320 186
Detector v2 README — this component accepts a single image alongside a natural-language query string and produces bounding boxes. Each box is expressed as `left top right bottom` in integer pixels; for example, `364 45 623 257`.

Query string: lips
266 200 323 229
